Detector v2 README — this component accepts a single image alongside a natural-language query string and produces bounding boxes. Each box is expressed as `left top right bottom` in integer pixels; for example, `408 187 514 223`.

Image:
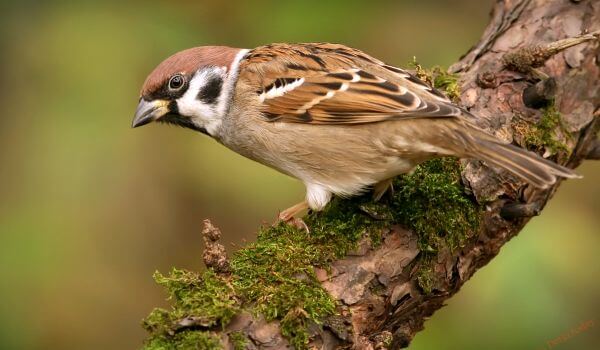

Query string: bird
132 43 579 221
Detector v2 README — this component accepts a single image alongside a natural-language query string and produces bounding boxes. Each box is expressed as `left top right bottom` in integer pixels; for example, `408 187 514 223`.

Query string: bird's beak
132 99 169 128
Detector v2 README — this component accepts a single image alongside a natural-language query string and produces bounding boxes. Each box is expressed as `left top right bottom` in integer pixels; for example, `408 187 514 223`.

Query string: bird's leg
373 178 394 202
279 200 309 221
278 200 309 232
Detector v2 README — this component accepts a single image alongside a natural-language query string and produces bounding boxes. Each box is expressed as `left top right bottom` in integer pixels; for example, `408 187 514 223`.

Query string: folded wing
241 43 462 125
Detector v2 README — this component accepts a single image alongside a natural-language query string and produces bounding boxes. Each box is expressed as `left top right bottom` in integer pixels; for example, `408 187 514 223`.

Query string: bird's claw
276 213 310 233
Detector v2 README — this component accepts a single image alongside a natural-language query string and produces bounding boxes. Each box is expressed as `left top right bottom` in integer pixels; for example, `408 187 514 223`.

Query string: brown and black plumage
133 43 580 220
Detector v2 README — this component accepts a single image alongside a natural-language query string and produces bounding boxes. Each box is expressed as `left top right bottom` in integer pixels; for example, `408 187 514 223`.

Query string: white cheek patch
177 70 222 134
177 49 250 137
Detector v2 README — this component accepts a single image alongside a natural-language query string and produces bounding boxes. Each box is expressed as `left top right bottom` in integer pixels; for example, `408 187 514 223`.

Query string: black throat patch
159 114 208 135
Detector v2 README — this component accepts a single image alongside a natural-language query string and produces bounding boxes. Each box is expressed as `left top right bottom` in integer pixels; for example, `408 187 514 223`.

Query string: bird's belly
220 121 422 197
300 156 415 197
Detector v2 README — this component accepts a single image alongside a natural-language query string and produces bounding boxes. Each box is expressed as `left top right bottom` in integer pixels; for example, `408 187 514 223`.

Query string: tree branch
141 1 599 349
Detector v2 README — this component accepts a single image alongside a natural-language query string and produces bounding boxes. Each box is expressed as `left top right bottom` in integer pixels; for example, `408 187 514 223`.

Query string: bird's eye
168 74 185 91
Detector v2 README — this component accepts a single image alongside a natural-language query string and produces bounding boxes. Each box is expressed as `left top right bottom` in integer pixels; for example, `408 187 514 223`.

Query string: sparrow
132 43 579 221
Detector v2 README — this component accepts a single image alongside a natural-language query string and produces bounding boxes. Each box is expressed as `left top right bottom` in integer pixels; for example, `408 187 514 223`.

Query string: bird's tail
454 126 580 188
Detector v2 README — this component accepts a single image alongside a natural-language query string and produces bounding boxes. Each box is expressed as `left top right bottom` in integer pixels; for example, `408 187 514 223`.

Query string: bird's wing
239 43 463 124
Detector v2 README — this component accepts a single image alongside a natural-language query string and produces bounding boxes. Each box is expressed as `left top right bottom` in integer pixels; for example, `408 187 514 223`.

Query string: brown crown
140 46 242 97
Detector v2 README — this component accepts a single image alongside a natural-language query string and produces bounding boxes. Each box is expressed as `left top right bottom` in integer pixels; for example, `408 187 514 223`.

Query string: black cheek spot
197 76 223 104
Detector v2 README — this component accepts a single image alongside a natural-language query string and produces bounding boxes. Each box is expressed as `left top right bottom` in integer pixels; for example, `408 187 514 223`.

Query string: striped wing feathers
240 43 461 125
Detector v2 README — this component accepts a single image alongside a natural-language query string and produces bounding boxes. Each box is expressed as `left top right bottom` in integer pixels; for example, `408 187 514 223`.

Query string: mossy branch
141 0 599 349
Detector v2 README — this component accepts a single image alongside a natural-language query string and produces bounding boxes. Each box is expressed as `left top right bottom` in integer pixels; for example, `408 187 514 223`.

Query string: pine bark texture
189 0 600 348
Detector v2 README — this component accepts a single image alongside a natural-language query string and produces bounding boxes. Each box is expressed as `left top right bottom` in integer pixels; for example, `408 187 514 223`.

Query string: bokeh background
0 0 598 349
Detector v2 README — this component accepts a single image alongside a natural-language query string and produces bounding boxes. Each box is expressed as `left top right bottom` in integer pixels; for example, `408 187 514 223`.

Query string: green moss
390 158 480 294
230 225 338 348
305 196 385 253
144 197 383 349
228 331 248 350
230 198 383 349
409 57 461 102
390 158 480 252
522 102 569 155
280 307 311 349
142 269 240 348
415 255 436 294
144 330 221 350
143 159 482 348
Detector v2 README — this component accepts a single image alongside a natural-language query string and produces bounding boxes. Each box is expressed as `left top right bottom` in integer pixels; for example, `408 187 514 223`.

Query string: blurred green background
0 0 597 349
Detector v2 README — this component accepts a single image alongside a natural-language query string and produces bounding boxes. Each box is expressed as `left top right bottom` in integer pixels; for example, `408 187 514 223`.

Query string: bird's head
132 46 246 136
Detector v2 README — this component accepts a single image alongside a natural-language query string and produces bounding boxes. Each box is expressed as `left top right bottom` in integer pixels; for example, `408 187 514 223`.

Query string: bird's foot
277 201 310 232
373 178 395 202
281 217 310 233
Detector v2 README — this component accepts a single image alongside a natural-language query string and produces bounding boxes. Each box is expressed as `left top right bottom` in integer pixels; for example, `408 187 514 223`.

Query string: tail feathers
457 128 580 189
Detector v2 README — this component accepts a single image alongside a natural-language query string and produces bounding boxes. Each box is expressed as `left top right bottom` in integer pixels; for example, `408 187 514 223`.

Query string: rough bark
145 1 599 349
